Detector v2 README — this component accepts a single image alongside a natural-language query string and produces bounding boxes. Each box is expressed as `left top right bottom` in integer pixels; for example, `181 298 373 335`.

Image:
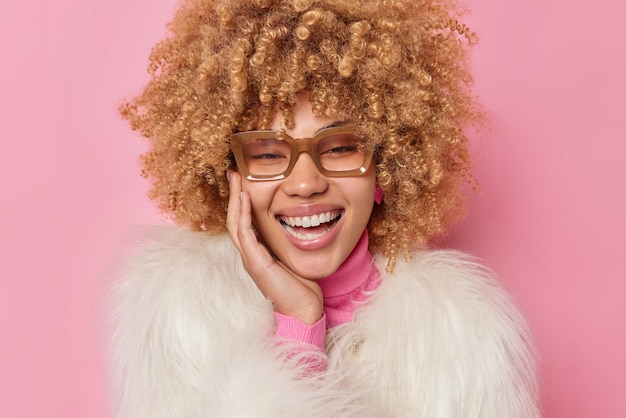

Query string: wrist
274 312 326 349
275 304 323 325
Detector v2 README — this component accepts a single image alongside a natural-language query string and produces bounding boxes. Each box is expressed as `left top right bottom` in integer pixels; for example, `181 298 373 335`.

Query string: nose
281 152 329 198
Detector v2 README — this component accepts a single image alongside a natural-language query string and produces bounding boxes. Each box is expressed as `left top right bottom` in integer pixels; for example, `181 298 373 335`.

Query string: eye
250 151 286 159
242 139 290 164
318 134 363 157
322 145 359 155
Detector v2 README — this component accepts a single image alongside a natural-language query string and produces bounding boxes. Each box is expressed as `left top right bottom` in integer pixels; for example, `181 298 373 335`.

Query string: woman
112 0 540 416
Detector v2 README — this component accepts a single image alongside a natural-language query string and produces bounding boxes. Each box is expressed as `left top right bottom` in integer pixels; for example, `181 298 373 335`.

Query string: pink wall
1 0 624 416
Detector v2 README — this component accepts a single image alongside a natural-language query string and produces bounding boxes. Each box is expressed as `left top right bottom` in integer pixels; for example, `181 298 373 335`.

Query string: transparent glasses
229 126 374 181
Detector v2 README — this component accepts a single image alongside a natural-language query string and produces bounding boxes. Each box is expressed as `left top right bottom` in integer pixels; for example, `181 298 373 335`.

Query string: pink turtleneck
274 230 381 352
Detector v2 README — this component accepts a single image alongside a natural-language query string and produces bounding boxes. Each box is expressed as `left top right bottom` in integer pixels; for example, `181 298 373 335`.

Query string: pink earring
374 184 384 204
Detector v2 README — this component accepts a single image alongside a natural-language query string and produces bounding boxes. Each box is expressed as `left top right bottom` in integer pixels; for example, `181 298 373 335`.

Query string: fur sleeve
108 227 385 418
327 250 541 417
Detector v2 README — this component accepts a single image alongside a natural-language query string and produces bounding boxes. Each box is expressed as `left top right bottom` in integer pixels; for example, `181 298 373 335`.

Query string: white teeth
282 224 328 241
279 211 342 240
280 211 340 229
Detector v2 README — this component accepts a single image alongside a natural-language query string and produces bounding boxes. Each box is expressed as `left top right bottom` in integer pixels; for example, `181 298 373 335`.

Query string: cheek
346 175 377 206
349 173 376 203
241 182 276 217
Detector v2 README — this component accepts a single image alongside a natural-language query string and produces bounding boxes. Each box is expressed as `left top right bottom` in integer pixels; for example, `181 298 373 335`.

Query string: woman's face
240 97 376 279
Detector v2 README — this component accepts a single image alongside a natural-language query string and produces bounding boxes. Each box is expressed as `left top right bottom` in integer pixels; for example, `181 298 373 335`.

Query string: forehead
268 93 347 137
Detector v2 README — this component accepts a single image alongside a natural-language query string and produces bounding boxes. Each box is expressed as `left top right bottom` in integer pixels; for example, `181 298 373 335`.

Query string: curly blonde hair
121 0 480 270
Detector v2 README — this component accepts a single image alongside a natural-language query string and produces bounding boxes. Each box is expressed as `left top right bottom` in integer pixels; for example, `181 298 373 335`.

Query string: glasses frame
229 125 374 181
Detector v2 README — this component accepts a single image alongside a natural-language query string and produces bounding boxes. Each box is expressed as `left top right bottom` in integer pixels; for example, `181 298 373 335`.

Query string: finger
237 190 269 266
228 174 273 271
226 170 243 251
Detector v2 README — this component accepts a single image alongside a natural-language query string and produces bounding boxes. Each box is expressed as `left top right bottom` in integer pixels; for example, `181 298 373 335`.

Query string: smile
278 211 342 240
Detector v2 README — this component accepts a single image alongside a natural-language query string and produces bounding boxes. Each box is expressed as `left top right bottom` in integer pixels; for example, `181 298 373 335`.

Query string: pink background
1 0 624 416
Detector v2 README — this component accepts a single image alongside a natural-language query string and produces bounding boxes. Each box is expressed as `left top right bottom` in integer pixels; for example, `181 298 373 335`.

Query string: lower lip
280 215 343 251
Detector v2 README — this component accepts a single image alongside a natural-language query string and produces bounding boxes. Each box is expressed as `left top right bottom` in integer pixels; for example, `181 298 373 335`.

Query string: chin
284 256 342 280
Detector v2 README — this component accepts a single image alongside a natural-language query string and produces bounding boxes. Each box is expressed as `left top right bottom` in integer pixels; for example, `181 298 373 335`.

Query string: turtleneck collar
317 229 381 328
317 230 372 296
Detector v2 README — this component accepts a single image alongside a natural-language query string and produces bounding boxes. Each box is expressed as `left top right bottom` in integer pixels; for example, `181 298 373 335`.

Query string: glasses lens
241 137 291 177
316 133 367 172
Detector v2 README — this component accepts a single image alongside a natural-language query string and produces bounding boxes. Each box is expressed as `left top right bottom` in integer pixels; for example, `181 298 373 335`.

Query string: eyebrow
314 120 351 135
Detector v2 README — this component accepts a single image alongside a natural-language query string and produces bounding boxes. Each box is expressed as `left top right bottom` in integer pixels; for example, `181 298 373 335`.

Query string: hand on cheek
226 171 323 325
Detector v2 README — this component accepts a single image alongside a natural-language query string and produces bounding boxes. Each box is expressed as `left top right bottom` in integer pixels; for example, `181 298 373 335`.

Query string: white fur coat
109 227 540 417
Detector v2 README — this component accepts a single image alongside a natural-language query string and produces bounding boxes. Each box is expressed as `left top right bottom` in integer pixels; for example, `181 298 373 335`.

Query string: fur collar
109 226 540 417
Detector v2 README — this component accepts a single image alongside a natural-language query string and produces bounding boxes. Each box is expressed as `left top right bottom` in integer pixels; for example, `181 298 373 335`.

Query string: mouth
278 210 343 241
